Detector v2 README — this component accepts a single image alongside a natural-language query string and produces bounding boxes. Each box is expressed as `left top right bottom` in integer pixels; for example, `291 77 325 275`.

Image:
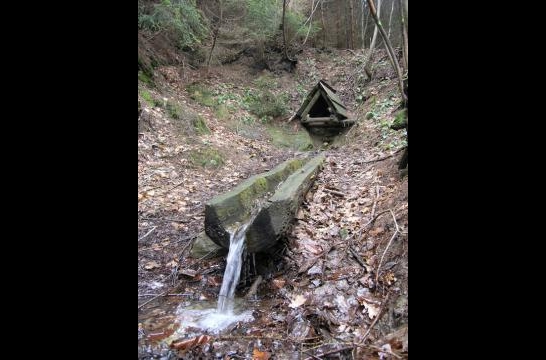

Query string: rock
189 232 225 259
205 155 324 252
245 155 325 252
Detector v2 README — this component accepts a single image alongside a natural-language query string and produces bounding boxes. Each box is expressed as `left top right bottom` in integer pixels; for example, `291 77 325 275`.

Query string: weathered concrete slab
246 155 324 252
202 154 324 254
204 157 309 251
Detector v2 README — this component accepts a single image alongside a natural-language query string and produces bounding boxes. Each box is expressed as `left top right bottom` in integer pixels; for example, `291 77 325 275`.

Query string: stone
189 232 225 259
204 154 324 253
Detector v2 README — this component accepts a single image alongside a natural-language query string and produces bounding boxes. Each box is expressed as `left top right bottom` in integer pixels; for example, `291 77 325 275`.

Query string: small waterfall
217 219 253 314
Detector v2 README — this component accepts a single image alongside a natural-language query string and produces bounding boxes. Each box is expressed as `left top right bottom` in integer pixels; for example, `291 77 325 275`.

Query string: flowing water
170 217 257 335
217 220 253 314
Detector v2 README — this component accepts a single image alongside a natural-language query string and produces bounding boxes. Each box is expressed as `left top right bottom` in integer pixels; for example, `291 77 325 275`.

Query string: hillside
138 43 407 359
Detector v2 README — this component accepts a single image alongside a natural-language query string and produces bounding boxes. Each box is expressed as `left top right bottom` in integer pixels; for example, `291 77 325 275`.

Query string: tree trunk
366 0 405 102
349 0 355 49
206 0 223 71
321 0 326 47
369 0 382 50
398 0 408 70
361 0 369 48
282 0 296 62
302 0 321 47
206 28 219 70
387 0 394 38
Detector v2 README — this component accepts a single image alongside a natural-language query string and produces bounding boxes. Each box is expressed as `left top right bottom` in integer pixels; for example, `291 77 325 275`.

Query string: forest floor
138 47 407 359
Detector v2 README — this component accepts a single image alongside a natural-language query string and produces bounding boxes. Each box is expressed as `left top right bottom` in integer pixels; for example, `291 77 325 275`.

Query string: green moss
255 176 268 190
192 115 211 135
190 146 225 168
166 101 182 119
215 104 230 120
266 126 314 151
186 83 215 107
391 109 407 129
138 71 153 85
139 89 162 107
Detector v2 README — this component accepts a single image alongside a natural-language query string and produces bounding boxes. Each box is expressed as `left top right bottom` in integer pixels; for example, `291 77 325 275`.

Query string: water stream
217 220 253 314
168 216 258 336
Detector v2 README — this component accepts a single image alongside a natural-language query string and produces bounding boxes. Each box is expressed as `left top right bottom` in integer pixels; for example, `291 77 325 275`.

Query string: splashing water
217 219 253 314
172 214 258 335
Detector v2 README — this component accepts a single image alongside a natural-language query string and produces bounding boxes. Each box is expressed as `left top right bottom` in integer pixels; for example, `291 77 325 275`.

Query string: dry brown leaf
144 261 160 270
272 278 286 289
151 243 162 251
362 300 380 319
207 276 222 287
252 348 271 360
370 227 385 236
180 269 197 277
289 294 307 308
170 335 211 351
166 259 179 268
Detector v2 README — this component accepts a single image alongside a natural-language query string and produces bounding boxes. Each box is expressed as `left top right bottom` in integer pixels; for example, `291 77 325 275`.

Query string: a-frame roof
296 80 348 120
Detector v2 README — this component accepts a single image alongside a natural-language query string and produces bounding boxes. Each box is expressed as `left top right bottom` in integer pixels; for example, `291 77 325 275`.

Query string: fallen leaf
180 269 197 277
144 261 160 270
170 335 211 351
207 276 222 287
289 294 307 308
253 348 271 360
166 259 179 268
272 278 286 289
370 227 385 236
362 300 380 319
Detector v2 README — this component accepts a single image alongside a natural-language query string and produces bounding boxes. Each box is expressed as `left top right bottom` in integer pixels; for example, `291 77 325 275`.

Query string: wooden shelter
296 80 354 128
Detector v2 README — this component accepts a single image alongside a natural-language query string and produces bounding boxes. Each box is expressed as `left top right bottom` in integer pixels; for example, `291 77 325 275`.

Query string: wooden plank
302 116 336 123
300 91 322 119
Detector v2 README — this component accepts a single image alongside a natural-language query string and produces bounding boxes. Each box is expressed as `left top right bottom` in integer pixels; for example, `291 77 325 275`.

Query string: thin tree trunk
349 0 355 49
369 0 381 50
206 28 219 70
302 0 315 47
302 0 321 47
366 0 405 102
360 0 364 48
398 0 408 70
321 0 326 47
282 0 296 61
206 0 223 71
362 1 369 48
387 0 394 38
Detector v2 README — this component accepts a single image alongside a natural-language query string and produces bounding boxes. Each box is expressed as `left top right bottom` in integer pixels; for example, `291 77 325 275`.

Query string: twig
138 290 167 309
371 183 380 219
369 345 402 359
323 188 345 197
356 147 405 164
360 293 390 344
244 275 262 298
285 113 297 124
138 226 157 242
304 346 354 360
138 293 192 297
167 181 185 192
349 247 369 271
177 234 197 258
363 210 390 229
375 210 400 286
302 350 322 360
